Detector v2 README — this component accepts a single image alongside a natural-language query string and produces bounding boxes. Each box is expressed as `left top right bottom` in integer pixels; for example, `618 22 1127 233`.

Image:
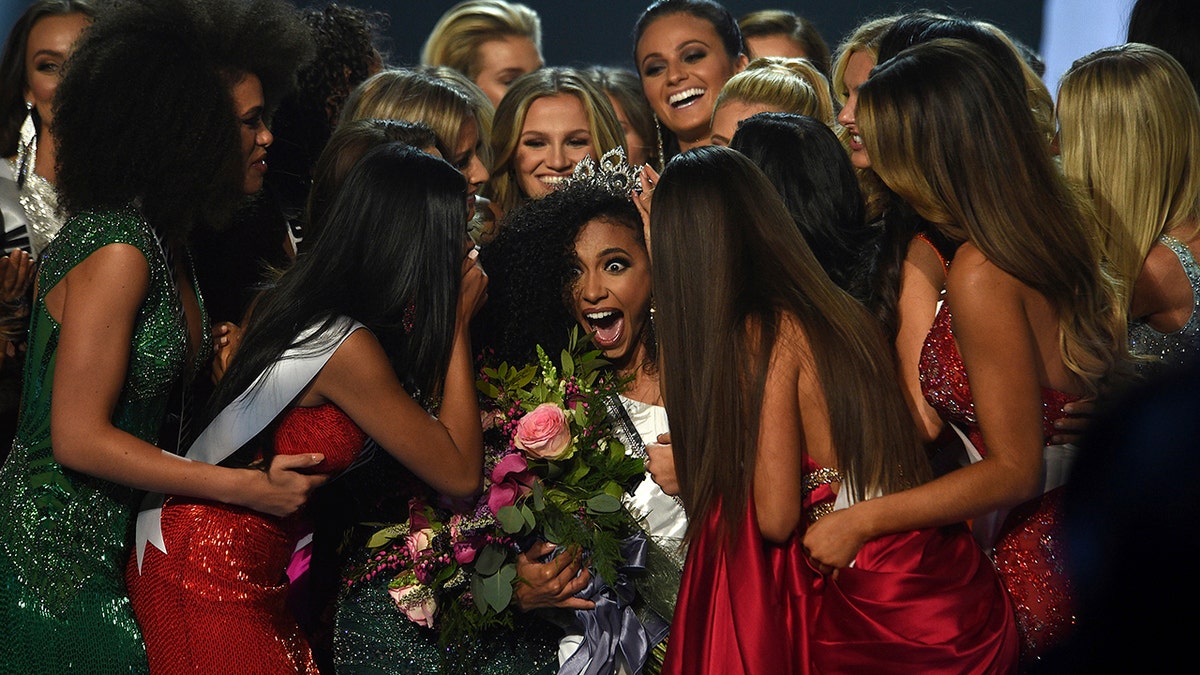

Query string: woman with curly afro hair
0 0 323 671
471 164 685 672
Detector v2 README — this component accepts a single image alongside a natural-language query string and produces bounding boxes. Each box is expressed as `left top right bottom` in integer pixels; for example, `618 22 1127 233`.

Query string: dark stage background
1 1 1045 75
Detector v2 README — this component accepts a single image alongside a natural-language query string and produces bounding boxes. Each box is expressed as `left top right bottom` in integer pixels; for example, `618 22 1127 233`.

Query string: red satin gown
663 454 1018 674
127 403 366 674
921 302 1078 665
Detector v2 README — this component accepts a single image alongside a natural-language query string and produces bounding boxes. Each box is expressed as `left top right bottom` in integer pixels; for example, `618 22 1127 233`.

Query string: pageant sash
134 315 364 571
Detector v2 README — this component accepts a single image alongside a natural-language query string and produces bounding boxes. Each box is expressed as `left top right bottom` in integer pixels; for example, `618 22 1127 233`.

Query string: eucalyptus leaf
497 505 526 534
475 543 508 576
479 568 514 612
586 493 622 514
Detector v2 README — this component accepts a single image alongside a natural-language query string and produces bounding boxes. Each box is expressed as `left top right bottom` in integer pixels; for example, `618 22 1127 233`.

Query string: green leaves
585 494 622 514
365 522 410 550
472 563 516 614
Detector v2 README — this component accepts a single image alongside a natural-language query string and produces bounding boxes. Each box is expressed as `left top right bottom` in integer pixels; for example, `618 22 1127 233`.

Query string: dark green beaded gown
0 206 206 673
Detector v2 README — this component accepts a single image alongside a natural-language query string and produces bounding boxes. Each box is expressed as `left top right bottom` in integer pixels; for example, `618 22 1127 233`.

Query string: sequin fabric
8 148 66 257
128 403 365 673
919 301 1077 667
335 566 562 674
0 205 207 672
802 460 841 524
1128 234 1200 374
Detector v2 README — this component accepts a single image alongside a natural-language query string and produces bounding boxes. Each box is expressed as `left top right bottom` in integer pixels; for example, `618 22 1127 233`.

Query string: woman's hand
513 541 595 611
457 245 488 322
634 165 659 254
1051 398 1095 445
0 249 35 305
210 321 242 383
235 453 328 518
801 505 871 572
646 432 679 496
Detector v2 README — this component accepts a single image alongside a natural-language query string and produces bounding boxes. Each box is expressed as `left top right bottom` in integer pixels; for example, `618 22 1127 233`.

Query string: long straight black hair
208 143 467 460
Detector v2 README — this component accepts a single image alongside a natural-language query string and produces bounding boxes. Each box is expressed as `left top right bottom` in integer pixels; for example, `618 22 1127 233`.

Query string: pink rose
405 528 434 559
486 453 534 515
513 403 572 459
389 584 438 629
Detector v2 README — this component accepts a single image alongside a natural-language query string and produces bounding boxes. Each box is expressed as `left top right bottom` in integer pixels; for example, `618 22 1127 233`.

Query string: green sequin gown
0 206 206 673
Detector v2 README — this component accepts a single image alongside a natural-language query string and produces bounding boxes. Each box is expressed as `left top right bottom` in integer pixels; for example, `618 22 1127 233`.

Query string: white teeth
540 175 567 185
585 310 615 320
851 134 862 143
668 88 704 105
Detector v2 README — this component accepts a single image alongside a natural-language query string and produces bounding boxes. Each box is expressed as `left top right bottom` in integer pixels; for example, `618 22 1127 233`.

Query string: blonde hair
830 15 902 220
421 0 541 80
340 68 479 159
977 20 1055 143
487 67 624 216
861 39 1128 395
713 56 835 126
413 64 497 169
1058 42 1200 307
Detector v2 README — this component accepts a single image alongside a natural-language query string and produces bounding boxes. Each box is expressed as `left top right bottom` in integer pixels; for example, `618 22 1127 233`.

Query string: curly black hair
52 0 314 241
473 178 649 368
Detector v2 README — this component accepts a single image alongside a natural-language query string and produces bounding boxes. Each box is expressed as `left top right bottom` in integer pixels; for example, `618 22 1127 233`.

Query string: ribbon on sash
558 532 670 675
134 316 364 572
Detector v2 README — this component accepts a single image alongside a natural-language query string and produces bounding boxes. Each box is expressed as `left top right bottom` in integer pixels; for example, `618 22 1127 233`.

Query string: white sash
947 421 1078 551
134 316 364 571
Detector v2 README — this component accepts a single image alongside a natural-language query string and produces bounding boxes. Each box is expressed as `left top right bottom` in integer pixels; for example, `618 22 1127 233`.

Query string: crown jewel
566 147 642 198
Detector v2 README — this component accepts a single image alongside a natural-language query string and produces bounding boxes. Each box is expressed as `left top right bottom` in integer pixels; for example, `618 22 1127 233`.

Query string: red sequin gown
664 455 1019 674
920 302 1078 664
127 403 366 674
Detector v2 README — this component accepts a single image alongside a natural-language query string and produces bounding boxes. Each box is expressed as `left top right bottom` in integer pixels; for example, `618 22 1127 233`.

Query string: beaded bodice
1128 234 1200 373
919 302 1076 455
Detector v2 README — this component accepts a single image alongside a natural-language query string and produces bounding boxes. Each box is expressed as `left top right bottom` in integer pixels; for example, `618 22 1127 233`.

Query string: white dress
557 395 688 671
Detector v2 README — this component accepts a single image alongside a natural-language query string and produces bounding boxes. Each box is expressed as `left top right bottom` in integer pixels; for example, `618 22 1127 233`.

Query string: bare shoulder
945 242 1024 305
905 235 947 280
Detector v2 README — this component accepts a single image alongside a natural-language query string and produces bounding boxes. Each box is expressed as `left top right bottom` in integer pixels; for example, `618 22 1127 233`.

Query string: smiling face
232 73 272 195
635 12 745 151
710 99 781 146
571 217 652 373
22 12 91 130
474 35 543 107
447 116 489 220
514 93 595 199
836 49 875 169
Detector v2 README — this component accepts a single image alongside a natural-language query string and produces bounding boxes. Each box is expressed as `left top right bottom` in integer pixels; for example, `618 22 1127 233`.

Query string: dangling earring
652 115 665 173
17 101 36 185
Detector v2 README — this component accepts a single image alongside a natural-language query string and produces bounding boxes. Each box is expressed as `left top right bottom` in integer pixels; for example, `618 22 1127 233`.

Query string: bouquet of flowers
344 327 651 657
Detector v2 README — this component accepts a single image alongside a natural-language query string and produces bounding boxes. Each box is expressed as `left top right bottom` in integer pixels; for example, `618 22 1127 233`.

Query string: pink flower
486 453 535 515
453 539 478 564
405 528 434 559
389 584 438 628
513 403 572 459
